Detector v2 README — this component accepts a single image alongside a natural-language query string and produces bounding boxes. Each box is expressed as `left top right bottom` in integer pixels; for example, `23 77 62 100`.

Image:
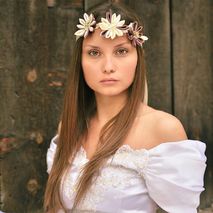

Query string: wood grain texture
84 0 130 11
1 0 84 211
84 0 107 11
172 0 213 208
128 0 172 112
1 0 49 211
0 0 17 135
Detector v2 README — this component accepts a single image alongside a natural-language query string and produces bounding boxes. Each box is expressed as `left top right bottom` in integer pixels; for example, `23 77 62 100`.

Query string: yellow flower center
134 31 140 37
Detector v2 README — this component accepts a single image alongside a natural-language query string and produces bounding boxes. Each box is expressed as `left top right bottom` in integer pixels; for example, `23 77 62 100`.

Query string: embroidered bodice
47 135 206 213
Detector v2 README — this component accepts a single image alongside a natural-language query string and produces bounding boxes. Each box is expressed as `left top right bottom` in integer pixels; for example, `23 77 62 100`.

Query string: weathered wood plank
84 0 106 11
84 0 130 11
0 0 17 137
129 0 172 112
1 0 85 210
1 0 49 212
46 0 84 133
172 0 213 209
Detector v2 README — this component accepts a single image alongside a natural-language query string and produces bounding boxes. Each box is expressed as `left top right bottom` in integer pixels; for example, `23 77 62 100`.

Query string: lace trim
62 144 149 211
111 144 149 177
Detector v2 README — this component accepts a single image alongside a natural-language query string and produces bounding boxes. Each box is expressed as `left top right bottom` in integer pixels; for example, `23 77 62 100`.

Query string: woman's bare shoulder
154 110 187 141
137 104 188 146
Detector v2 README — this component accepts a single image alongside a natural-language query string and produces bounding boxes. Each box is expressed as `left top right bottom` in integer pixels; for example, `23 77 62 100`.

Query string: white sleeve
46 135 59 174
144 140 207 213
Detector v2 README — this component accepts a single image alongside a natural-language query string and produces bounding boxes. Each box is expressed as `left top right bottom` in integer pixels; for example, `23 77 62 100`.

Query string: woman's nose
102 56 116 74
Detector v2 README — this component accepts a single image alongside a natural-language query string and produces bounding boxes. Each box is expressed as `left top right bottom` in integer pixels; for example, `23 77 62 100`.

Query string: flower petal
89 14 94 20
74 29 85 36
105 30 111 38
117 20 125 27
115 28 123 37
137 26 143 32
106 11 111 22
111 30 116 39
79 18 85 25
101 18 109 24
132 39 137 47
115 14 121 23
133 21 138 29
77 24 85 29
141 35 148 40
84 13 89 21
99 22 109 31
89 27 94 32
91 20 96 26
75 35 80 41
112 13 117 23
136 39 143 46
128 23 133 29
84 30 89 38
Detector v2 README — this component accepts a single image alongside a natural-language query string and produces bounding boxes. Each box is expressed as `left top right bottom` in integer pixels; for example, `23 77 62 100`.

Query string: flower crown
74 10 148 47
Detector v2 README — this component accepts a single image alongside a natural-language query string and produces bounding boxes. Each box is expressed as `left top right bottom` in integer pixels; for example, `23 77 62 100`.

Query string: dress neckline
79 139 200 161
80 144 149 161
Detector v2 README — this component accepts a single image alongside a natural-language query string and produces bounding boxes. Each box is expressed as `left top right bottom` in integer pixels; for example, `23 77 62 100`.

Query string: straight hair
44 2 147 212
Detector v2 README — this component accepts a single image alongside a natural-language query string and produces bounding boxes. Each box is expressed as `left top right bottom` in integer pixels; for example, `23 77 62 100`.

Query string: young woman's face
82 29 138 98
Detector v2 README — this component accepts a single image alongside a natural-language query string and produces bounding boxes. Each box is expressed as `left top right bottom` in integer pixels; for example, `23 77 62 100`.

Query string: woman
44 2 206 213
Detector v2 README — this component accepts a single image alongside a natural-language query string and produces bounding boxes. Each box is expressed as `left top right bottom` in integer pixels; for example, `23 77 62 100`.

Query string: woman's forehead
82 29 131 48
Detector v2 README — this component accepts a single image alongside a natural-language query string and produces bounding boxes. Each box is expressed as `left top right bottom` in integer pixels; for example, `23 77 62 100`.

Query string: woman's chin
94 90 128 98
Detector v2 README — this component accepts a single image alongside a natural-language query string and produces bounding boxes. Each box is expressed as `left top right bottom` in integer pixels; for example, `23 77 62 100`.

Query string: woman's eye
116 48 128 56
88 50 100 57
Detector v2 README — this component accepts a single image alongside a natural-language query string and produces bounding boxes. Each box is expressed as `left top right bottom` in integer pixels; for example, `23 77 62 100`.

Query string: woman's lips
100 78 118 84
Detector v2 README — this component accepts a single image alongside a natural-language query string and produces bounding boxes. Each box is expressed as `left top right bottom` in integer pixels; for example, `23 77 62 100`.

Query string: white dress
47 135 207 213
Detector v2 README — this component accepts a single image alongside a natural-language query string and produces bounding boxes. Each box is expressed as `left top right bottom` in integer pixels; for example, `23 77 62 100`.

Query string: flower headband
74 10 148 47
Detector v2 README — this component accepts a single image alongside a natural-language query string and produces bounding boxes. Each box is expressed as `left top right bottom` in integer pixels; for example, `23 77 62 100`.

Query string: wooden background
0 0 212 212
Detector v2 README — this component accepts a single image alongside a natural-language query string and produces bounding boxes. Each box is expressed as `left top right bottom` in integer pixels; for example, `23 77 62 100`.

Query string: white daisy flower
74 13 96 40
98 11 126 39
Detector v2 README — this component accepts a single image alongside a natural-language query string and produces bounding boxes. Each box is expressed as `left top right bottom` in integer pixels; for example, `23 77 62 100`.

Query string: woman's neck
94 93 127 126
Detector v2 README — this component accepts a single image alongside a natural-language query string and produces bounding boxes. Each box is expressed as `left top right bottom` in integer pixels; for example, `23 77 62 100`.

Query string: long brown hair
44 2 147 212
